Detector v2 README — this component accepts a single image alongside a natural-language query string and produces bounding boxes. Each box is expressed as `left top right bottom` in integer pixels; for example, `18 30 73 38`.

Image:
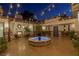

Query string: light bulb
52 4 55 8
41 11 44 16
48 8 51 11
17 4 20 8
10 4 13 8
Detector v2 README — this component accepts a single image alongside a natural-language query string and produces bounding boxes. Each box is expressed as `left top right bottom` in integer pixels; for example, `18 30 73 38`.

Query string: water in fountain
38 33 41 41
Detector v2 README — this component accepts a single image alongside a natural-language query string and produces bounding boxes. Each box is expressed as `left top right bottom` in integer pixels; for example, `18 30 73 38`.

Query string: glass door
53 26 59 37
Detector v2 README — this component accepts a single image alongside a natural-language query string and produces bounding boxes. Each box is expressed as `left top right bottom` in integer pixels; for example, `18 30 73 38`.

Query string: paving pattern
0 37 78 56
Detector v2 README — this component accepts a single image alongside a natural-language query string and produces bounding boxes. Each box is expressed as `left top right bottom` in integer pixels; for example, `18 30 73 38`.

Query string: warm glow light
23 26 25 28
29 25 32 29
18 32 22 35
42 26 46 30
71 24 75 28
29 25 33 31
5 22 9 28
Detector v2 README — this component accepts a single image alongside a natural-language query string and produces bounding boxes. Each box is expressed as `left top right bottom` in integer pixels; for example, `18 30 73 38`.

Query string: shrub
24 27 31 32
0 37 7 51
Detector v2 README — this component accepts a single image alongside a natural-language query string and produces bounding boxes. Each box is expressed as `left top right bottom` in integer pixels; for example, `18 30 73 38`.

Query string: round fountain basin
28 36 51 46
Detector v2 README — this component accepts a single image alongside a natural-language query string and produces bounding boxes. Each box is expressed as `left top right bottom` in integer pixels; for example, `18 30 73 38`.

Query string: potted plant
24 27 31 37
0 37 7 52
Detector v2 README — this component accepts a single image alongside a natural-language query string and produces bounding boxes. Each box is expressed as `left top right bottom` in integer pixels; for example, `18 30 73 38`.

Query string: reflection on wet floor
0 37 78 56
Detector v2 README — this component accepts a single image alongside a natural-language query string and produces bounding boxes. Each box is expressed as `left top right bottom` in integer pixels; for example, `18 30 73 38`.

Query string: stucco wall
10 21 34 35
43 18 79 32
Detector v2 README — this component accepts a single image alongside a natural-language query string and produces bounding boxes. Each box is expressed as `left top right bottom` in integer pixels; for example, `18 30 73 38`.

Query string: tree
21 10 34 21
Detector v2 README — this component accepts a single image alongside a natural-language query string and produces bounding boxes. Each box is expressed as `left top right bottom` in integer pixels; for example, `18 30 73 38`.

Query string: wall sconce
17 24 21 28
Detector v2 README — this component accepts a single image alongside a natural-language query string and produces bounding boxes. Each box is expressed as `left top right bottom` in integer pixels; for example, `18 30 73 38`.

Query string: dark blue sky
0 3 71 20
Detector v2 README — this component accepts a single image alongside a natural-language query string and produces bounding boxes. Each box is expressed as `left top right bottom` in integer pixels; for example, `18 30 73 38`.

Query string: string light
39 4 52 16
16 3 21 15
41 11 44 16
52 4 55 8
17 3 20 8
10 4 13 8
48 8 51 11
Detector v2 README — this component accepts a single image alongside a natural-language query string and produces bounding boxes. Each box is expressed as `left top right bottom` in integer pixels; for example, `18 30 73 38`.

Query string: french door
53 26 59 37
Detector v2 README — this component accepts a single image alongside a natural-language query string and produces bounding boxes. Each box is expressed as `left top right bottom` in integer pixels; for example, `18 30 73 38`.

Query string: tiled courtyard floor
0 37 78 56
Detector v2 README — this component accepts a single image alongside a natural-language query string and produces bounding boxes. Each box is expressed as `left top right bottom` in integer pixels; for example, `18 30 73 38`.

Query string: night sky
0 3 71 20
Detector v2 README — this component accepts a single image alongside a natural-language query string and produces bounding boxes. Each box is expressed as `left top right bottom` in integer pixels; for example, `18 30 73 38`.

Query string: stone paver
0 37 78 56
